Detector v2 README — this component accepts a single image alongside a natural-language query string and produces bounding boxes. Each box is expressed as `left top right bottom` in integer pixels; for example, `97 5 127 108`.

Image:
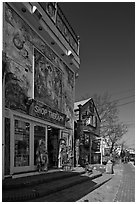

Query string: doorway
34 125 46 165
47 126 59 169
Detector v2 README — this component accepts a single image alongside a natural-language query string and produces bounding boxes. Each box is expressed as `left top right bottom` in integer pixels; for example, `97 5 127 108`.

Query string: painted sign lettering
31 100 66 126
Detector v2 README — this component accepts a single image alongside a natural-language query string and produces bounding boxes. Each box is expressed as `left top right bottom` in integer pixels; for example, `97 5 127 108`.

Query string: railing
39 2 80 55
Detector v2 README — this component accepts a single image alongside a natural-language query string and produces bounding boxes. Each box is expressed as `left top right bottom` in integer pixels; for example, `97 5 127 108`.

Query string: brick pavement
113 163 135 202
77 163 123 202
77 162 135 202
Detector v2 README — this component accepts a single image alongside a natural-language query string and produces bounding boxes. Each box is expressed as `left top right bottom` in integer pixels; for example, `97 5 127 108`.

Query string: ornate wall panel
4 3 75 122
34 48 62 110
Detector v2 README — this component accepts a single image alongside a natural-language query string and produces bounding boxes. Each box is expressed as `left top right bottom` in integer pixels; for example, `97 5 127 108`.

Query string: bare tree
105 122 127 153
77 92 128 154
92 93 127 153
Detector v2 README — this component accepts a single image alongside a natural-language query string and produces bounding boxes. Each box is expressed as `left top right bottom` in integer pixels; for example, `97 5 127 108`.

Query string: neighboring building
128 148 135 154
114 145 122 156
2 2 80 178
128 148 135 163
74 98 101 166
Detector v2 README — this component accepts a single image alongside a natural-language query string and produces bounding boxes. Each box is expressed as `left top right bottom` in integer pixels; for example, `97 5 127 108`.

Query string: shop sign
30 100 66 126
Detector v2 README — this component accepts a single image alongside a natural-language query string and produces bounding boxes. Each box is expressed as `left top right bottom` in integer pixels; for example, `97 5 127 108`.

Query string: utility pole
77 104 83 166
89 133 91 164
100 137 103 165
2 51 6 179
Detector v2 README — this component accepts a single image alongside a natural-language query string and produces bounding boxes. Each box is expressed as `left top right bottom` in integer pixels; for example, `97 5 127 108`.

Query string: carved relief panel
4 3 75 120
34 48 62 111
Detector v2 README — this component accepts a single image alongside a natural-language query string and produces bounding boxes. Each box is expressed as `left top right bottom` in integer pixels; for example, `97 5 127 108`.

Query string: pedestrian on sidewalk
85 155 90 174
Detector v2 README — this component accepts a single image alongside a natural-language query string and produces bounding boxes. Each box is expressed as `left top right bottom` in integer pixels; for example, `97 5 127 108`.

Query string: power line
125 122 135 126
114 95 135 102
117 101 135 107
105 95 135 104
76 95 135 109
96 94 134 103
122 121 135 124
95 99 135 108
77 92 135 102
126 125 135 128
111 89 135 96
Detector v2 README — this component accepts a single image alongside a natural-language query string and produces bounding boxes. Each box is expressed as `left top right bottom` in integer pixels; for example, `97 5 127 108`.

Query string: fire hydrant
106 160 114 174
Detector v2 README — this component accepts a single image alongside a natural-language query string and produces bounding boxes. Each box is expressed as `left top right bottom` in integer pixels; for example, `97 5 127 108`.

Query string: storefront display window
47 127 59 168
14 120 30 167
34 125 45 165
5 118 10 175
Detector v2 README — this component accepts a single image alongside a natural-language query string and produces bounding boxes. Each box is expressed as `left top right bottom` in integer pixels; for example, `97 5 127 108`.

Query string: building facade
2 2 80 178
74 98 101 166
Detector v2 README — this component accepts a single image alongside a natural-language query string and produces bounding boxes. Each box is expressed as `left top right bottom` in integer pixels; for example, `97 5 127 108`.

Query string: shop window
92 139 100 152
34 125 46 165
48 127 59 168
92 116 96 128
14 120 30 167
5 118 10 175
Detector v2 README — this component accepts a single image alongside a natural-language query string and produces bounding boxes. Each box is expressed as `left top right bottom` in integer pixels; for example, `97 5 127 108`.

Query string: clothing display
36 139 48 172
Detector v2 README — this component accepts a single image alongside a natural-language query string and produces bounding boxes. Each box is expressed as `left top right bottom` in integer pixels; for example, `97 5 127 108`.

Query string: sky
59 2 135 148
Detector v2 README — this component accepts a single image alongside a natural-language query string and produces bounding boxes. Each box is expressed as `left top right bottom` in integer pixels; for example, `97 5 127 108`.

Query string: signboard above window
30 100 66 126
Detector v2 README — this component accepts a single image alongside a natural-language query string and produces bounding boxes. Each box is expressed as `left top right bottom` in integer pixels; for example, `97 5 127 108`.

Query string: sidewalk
77 163 123 202
113 163 135 202
77 163 135 202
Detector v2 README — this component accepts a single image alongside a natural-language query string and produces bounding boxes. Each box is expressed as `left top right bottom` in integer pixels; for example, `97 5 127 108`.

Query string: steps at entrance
3 169 85 190
2 169 102 202
32 174 113 202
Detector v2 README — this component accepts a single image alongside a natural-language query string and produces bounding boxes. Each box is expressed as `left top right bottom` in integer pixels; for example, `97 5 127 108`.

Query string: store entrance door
34 125 46 166
47 126 59 169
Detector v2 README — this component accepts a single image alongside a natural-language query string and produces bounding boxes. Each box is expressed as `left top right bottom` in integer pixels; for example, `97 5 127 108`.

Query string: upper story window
40 2 57 22
39 3 79 55
93 115 96 127
84 134 89 145
85 115 97 128
74 110 79 121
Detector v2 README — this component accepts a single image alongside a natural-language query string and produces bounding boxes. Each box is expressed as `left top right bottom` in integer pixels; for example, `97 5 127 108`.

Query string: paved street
78 163 135 202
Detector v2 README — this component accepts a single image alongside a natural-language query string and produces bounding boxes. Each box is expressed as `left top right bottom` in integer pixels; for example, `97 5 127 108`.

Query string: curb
89 174 113 192
76 174 113 202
